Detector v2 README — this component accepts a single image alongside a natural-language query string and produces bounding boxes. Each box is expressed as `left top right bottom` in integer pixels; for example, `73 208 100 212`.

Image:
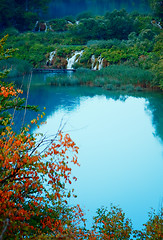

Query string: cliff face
47 0 150 18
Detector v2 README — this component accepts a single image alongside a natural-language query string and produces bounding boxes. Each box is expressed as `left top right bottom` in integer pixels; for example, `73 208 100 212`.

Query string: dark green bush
49 19 68 32
0 58 32 77
76 11 94 20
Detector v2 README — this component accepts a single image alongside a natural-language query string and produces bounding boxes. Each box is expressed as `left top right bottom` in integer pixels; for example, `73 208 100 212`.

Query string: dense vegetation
0 0 51 31
0 1 163 239
0 0 150 31
1 33 163 240
1 6 162 90
0 0 162 31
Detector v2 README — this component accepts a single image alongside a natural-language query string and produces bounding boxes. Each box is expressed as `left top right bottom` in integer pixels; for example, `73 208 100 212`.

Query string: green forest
0 0 163 239
0 0 162 90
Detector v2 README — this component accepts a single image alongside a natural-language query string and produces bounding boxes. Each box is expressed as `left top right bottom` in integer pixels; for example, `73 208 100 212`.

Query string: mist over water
46 0 150 19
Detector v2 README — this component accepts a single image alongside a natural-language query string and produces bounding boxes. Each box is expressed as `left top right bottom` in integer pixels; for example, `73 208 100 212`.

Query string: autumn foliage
0 81 84 238
0 36 163 240
0 36 85 239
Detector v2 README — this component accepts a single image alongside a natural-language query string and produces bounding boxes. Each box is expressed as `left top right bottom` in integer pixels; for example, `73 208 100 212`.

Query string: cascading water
98 57 104 70
67 21 73 25
91 55 104 70
47 51 56 66
91 55 96 70
45 23 48 32
34 21 51 32
67 50 84 69
34 21 40 31
151 20 162 29
34 21 38 30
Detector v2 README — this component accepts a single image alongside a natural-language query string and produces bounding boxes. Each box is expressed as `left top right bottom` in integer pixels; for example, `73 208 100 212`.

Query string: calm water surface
14 73 163 230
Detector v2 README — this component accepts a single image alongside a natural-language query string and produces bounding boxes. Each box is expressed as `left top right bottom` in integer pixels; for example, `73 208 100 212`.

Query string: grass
98 65 154 85
45 65 154 92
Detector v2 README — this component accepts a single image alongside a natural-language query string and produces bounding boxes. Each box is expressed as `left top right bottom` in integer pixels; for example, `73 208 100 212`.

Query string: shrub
24 12 39 30
49 19 68 32
0 27 19 38
139 29 156 40
0 58 32 77
76 11 94 20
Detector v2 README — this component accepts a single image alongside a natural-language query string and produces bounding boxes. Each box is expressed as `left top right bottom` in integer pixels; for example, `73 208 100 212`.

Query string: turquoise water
13 73 163 230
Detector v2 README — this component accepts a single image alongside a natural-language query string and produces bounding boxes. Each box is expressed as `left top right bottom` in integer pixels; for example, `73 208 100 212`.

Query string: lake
13 73 163 231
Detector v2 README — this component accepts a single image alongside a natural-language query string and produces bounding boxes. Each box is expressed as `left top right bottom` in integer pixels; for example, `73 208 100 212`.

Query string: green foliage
0 36 37 132
0 35 17 79
1 10 162 89
0 34 163 239
139 28 156 40
149 0 163 19
99 65 154 87
0 0 51 31
24 12 39 30
79 50 93 67
93 205 132 239
47 65 154 91
49 19 68 32
104 9 135 39
70 9 135 41
134 208 163 239
0 58 32 78
0 28 19 38
56 47 73 58
143 32 163 88
76 11 94 20
64 15 76 23
133 15 154 34
87 39 121 48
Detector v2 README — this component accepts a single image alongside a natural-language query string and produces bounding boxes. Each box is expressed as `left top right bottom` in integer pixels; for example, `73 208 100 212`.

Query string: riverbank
4 65 162 93
45 65 161 92
0 9 162 90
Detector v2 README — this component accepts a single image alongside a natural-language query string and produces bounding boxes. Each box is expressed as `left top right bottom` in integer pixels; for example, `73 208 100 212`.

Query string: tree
0 0 51 31
0 36 87 240
134 209 163 239
92 205 132 239
149 0 163 19
0 35 37 132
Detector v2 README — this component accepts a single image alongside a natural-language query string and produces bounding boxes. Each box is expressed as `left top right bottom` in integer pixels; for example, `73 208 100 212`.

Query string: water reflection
12 73 163 142
12 74 163 230
34 94 163 229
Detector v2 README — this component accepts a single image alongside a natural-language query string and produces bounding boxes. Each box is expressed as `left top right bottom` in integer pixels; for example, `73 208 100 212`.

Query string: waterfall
67 50 84 69
157 22 162 29
91 55 96 69
151 20 162 29
47 51 56 66
91 55 104 70
34 21 49 32
68 21 73 25
34 21 39 31
45 23 48 32
98 57 104 70
49 51 56 62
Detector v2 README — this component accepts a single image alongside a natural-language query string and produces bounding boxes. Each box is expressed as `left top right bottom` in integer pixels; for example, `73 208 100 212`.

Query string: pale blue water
13 73 163 231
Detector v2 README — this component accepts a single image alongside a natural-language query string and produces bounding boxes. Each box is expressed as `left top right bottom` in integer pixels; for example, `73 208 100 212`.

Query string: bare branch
0 218 9 240
21 72 32 130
